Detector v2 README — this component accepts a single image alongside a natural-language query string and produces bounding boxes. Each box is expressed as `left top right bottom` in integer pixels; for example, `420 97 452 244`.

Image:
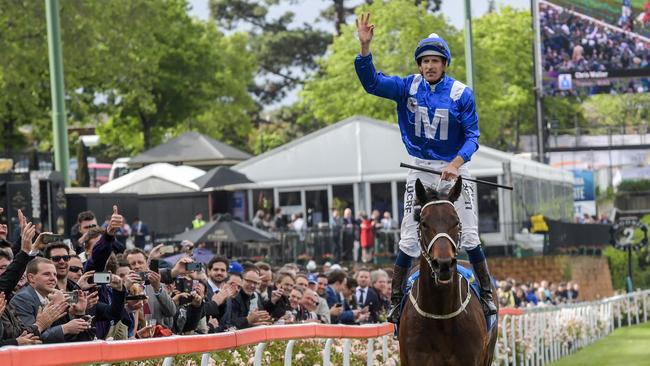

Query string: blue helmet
414 33 451 66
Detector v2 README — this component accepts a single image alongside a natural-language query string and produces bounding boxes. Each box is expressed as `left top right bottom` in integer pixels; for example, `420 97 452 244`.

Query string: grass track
550 322 650 366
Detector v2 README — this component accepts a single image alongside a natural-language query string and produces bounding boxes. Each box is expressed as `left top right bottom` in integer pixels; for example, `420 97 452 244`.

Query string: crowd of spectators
0 203 584 348
540 3 650 75
497 279 580 308
251 207 398 264
0 205 394 346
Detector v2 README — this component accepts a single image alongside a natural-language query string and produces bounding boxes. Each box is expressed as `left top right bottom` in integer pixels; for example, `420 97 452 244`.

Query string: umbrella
171 214 275 244
162 248 215 266
193 166 252 190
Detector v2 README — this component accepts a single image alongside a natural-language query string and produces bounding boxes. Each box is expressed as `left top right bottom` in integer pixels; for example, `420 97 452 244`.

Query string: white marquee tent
99 163 205 194
226 116 573 247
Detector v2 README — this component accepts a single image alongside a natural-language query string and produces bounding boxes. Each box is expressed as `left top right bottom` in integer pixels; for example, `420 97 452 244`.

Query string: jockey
353 13 497 322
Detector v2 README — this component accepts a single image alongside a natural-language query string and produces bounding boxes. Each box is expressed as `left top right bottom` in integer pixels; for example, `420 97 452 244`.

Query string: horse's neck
417 265 463 316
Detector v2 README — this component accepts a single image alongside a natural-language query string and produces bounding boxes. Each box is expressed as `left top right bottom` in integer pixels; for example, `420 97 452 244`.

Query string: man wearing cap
354 13 497 322
228 261 244 275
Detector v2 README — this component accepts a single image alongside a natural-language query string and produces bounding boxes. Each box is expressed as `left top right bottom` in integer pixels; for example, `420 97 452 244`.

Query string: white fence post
254 342 267 366
284 340 296 366
343 339 352 366
162 357 174 366
367 338 375 366
382 336 389 362
200 352 211 366
323 338 333 366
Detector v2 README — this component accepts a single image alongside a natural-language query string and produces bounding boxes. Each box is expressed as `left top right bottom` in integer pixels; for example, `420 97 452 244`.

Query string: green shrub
617 180 650 192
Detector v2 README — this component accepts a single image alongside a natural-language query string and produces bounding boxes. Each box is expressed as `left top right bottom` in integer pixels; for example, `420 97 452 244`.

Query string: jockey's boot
387 264 408 323
473 260 498 316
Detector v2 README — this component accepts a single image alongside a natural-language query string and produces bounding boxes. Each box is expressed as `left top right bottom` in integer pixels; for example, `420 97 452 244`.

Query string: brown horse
398 177 498 366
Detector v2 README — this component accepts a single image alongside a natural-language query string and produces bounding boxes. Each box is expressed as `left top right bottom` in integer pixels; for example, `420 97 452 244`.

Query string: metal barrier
493 290 650 366
0 323 394 366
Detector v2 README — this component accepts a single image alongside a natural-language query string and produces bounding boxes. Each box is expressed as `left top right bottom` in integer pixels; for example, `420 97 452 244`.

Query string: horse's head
414 177 463 284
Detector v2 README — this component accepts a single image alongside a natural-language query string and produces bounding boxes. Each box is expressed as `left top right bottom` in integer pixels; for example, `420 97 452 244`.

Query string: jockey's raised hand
356 12 374 56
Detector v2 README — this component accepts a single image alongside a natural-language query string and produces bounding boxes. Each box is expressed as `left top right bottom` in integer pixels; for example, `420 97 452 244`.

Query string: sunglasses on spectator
82 224 97 230
51 255 71 262
69 266 83 273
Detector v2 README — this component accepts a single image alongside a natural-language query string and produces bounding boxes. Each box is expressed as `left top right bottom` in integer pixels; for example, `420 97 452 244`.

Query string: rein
418 200 459 282
411 199 469 320
409 273 471 319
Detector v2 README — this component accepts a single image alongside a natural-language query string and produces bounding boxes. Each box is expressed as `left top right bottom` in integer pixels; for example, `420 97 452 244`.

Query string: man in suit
10 257 93 343
356 268 380 322
131 217 149 250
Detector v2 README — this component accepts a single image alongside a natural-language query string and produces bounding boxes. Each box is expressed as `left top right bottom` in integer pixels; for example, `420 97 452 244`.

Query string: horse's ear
415 178 428 205
448 177 463 203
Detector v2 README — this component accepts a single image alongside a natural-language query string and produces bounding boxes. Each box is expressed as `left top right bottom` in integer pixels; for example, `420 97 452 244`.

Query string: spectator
325 270 347 323
255 262 273 304
192 213 206 229
10 258 93 343
264 272 295 321
370 269 390 318
44 243 79 292
124 248 177 330
273 208 286 231
359 212 374 263
219 266 270 330
206 256 229 295
131 217 149 250
252 210 265 230
66 255 83 284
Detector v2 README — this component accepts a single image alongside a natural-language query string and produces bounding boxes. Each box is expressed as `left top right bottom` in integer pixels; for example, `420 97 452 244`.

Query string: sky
186 0 531 108
187 0 531 29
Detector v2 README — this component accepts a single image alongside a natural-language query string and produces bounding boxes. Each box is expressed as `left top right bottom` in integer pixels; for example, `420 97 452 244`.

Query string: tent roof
193 166 252 190
99 163 205 194
171 215 275 243
129 131 251 167
229 116 571 189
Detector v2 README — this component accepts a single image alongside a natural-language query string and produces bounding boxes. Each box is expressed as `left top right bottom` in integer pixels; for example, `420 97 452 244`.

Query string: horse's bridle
416 200 461 284
409 199 471 320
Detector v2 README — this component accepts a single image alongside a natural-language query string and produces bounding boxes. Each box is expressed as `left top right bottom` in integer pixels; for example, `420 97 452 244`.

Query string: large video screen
539 0 650 96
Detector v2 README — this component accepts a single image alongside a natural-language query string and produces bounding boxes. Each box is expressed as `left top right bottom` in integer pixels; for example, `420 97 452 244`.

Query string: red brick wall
487 256 614 301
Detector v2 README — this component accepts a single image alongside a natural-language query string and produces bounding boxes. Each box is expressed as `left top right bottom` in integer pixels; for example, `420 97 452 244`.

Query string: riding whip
399 162 514 190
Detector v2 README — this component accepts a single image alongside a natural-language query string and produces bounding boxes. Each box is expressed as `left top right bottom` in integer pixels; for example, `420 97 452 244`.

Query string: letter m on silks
415 107 449 141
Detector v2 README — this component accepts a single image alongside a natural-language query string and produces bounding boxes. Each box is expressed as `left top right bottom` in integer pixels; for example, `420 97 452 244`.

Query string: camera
65 291 79 304
89 272 111 285
185 262 202 272
149 259 159 272
175 277 194 294
159 245 175 254
139 272 151 285
41 233 64 244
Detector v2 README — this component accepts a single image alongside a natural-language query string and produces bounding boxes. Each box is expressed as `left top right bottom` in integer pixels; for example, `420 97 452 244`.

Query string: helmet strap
425 72 445 86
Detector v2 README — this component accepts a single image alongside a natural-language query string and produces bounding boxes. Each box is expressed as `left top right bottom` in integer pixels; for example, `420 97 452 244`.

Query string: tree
300 0 459 128
209 0 332 106
94 1 257 157
581 93 650 132
469 7 537 150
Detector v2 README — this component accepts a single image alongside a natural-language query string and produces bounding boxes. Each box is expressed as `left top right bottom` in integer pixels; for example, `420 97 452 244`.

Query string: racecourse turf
550 322 650 366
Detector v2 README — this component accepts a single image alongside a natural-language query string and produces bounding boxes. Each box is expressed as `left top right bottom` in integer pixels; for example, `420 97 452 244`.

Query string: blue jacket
355 53 479 162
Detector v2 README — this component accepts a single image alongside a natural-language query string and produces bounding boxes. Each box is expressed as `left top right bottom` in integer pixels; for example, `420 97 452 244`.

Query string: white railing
493 290 650 365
